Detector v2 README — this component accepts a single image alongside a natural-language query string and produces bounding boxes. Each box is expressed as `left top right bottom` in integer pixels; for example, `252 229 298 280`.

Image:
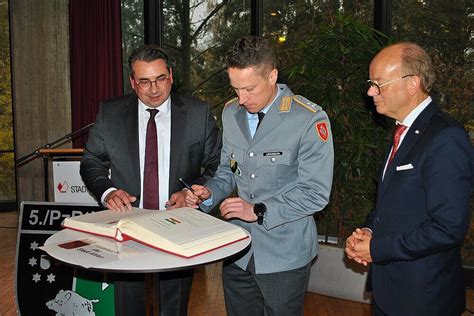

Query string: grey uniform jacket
206 84 334 274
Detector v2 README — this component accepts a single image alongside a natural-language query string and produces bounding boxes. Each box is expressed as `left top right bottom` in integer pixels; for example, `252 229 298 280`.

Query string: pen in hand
165 179 193 209
179 178 205 208
178 178 195 193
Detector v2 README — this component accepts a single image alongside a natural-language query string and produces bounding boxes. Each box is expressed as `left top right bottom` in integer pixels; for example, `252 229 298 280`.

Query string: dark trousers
373 299 387 316
222 256 311 316
114 269 194 316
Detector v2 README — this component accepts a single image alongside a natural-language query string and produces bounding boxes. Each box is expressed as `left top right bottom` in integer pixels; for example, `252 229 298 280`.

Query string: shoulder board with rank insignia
225 97 238 107
293 95 320 113
278 96 292 112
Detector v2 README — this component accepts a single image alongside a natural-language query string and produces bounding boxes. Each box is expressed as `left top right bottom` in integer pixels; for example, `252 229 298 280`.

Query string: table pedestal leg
145 273 158 316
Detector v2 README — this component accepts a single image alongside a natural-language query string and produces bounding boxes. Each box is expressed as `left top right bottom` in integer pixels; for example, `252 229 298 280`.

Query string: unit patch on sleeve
315 121 329 142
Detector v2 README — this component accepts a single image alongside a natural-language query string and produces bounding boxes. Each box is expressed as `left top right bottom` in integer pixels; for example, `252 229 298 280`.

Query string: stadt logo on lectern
57 181 69 193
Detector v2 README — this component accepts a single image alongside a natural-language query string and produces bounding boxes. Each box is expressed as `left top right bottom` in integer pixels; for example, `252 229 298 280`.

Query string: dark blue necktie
256 112 265 130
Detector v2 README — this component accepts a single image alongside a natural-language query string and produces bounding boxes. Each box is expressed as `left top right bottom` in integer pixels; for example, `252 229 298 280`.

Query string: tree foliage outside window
261 1 382 243
162 0 250 122
392 0 473 132
0 0 15 203
121 0 144 94
263 0 374 47
119 0 472 265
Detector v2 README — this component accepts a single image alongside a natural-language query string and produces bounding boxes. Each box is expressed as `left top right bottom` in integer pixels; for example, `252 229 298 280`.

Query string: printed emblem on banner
315 122 329 142
46 289 99 315
16 203 112 315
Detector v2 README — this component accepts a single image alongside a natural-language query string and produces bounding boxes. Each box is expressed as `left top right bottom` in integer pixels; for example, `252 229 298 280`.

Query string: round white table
43 228 251 273
42 228 251 316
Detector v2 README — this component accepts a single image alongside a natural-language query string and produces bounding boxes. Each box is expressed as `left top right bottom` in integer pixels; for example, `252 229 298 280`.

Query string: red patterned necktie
388 124 407 165
143 109 159 209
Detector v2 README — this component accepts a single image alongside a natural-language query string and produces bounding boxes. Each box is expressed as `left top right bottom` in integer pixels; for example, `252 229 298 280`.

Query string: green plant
283 14 391 245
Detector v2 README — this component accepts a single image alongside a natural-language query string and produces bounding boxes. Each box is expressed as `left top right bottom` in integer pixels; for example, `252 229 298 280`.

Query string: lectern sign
53 161 97 203
15 202 113 315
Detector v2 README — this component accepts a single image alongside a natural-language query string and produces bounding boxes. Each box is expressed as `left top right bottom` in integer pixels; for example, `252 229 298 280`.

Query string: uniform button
250 194 255 199
270 157 276 162
376 217 380 222
231 153 235 158
250 174 256 179
249 152 254 157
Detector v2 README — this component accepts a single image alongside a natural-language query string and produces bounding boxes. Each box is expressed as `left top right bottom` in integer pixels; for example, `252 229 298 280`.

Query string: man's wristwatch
253 203 266 225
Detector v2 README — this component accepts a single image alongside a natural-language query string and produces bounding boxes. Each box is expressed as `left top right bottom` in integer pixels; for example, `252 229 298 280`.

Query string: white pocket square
396 163 414 171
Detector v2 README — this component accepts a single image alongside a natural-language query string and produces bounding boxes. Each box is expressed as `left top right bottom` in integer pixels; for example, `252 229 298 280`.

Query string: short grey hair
399 42 436 93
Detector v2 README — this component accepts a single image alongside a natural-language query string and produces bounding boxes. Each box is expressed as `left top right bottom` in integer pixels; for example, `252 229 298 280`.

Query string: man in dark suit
345 42 472 315
80 44 222 315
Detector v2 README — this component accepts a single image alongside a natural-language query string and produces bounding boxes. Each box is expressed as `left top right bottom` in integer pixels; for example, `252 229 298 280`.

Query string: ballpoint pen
178 178 195 193
178 178 205 211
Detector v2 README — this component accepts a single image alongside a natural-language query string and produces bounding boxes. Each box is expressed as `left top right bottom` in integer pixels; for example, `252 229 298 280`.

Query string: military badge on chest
230 156 242 176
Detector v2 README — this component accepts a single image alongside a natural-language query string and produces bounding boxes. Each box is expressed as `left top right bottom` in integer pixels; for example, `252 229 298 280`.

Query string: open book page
117 208 248 257
62 208 155 238
62 207 248 258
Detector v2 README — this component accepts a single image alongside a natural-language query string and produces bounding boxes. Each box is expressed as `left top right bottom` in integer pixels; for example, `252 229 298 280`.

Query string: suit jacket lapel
379 101 438 197
125 94 141 194
169 94 186 190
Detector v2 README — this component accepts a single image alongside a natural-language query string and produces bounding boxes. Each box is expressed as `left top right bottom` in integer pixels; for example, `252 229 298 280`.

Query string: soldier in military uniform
185 36 334 316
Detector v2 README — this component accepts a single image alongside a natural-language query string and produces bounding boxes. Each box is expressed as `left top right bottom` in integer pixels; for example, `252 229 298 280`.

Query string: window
262 0 374 75
121 0 145 94
392 0 472 130
0 0 16 208
162 0 251 119
263 1 378 242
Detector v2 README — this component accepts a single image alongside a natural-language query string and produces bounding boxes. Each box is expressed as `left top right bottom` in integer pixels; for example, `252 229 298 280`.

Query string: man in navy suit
345 42 472 315
81 44 222 315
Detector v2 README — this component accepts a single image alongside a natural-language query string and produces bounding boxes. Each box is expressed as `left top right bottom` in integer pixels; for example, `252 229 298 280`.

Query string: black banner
15 202 104 316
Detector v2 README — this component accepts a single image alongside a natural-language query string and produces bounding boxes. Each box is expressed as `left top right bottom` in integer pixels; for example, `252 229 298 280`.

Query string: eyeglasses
135 76 170 90
366 74 414 95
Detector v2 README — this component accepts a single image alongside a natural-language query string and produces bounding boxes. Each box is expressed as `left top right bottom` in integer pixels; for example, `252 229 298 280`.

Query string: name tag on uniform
263 151 282 157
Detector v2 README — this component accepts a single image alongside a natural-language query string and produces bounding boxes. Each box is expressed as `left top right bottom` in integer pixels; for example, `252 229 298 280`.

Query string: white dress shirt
247 84 283 138
101 97 172 209
138 98 171 209
382 96 432 179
